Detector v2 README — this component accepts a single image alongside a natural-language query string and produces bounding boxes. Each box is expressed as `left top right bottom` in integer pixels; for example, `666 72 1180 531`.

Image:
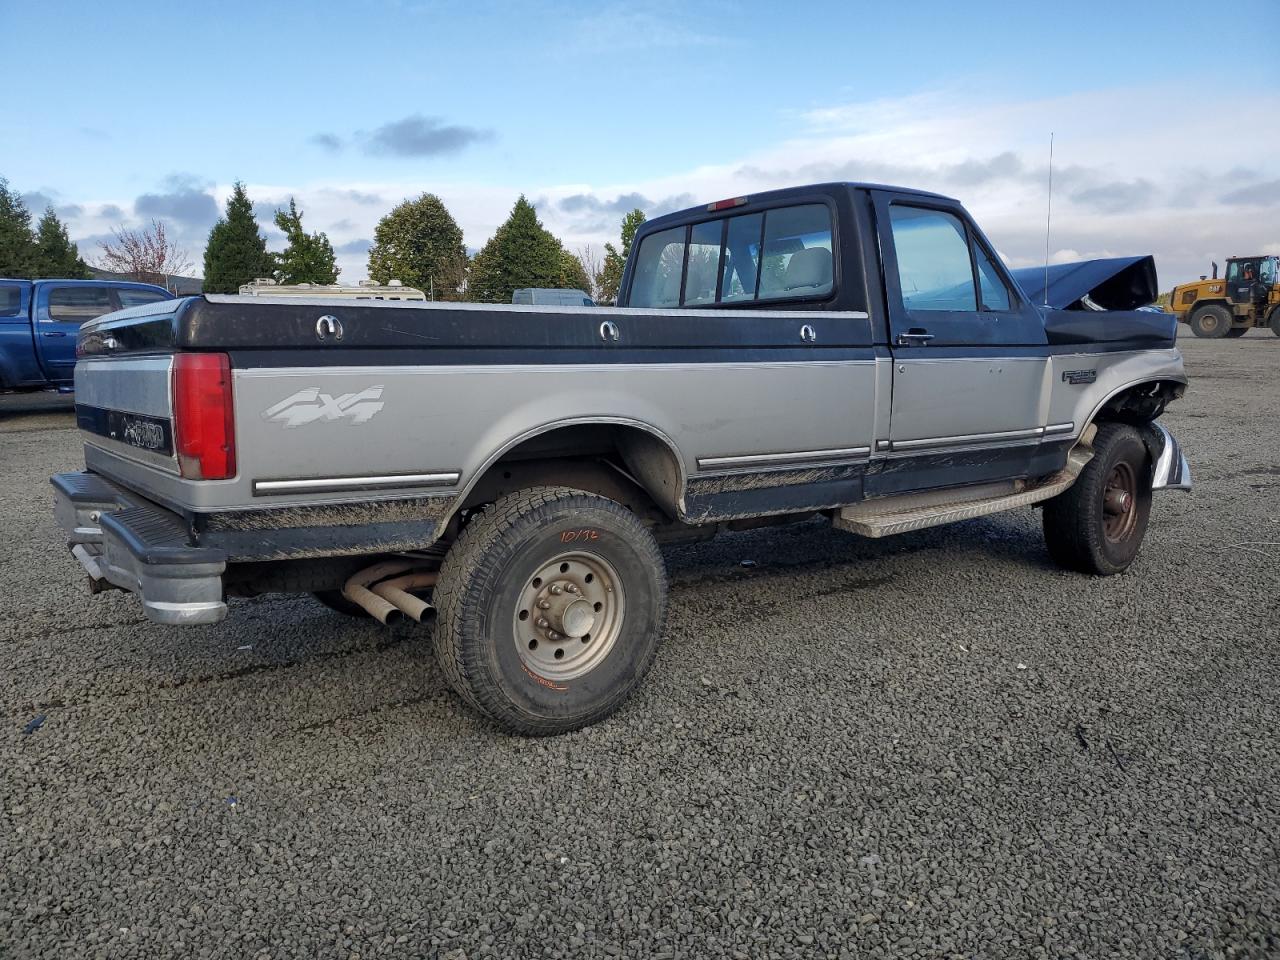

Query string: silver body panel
73 338 1187 530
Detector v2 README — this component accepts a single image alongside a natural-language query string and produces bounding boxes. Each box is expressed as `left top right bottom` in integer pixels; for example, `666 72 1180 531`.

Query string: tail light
173 353 236 480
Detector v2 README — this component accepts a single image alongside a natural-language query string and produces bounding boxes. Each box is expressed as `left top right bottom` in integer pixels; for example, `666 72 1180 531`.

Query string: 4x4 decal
262 386 385 428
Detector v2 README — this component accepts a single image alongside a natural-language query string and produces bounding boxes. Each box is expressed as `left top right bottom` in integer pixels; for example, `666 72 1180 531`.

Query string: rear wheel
432 487 668 735
1043 422 1153 576
1269 308 1280 337
1189 304 1232 338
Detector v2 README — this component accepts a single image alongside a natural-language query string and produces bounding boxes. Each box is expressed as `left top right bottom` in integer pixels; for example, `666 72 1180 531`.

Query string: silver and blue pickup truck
52 182 1190 734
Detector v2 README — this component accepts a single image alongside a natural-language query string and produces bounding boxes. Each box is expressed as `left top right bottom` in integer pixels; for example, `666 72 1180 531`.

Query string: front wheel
1269 308 1280 338
1188 304 1232 338
1225 326 1249 338
432 487 668 735
1042 423 1153 575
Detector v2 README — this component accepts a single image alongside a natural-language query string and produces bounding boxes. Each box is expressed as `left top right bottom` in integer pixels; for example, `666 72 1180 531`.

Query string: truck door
872 192 1050 488
33 283 117 382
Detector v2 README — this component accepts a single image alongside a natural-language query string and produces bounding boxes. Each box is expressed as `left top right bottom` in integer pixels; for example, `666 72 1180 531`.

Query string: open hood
1009 255 1159 311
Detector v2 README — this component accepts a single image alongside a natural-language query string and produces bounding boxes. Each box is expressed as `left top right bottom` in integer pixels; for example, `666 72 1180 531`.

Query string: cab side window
889 206 976 312
627 202 836 308
116 288 170 309
48 286 115 324
0 283 22 318
629 227 686 308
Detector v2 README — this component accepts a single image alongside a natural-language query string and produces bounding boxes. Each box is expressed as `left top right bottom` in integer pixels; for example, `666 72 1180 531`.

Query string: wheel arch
1084 377 1187 431
447 417 687 527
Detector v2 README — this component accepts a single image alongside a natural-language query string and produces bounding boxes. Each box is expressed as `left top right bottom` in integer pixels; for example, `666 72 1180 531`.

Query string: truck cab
0 279 173 391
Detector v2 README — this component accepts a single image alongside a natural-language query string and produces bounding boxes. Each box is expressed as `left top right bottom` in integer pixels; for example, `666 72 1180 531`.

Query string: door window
116 288 171 309
48 286 115 324
889 206 977 312
974 244 1011 311
0 284 21 318
1261 258 1277 285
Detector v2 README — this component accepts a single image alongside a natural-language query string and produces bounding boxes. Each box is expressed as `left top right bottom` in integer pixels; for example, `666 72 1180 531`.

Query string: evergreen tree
468 196 563 304
597 208 646 303
33 207 90 278
367 193 467 299
0 178 37 278
202 181 271 293
273 198 339 285
557 249 593 296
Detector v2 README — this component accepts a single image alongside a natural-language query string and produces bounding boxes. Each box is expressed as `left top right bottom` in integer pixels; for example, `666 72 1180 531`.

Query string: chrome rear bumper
52 472 227 625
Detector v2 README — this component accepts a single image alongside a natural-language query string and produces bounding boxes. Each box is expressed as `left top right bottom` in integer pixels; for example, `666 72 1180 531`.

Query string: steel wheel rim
1102 461 1138 542
513 551 625 681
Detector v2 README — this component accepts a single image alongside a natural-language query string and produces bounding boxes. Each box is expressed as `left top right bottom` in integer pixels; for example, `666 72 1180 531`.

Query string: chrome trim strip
889 427 1044 452
697 446 871 471
1043 421 1075 435
253 472 460 495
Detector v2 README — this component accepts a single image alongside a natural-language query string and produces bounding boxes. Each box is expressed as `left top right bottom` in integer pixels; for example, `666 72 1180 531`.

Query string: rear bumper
52 471 228 625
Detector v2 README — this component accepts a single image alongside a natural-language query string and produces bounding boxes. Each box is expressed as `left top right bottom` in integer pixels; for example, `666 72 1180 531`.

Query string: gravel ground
2 334 1278 959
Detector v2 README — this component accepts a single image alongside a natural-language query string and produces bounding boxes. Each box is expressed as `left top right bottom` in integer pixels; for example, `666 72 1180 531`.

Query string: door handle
42 331 68 338
895 330 934 345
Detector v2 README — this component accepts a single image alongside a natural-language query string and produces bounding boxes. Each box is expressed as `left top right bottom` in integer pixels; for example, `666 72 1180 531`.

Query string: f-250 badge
262 386 385 427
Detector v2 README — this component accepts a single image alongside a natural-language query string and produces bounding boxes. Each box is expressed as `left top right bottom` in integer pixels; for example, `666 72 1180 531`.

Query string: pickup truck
1 279 173 392
52 182 1190 735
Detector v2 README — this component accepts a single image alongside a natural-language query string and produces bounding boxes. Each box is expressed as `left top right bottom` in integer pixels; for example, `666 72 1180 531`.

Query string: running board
834 446 1094 538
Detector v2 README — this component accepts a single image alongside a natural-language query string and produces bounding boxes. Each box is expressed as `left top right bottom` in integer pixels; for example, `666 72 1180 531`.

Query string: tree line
0 175 645 303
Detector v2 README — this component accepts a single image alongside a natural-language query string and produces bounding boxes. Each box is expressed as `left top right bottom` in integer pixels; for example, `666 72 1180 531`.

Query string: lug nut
566 584 579 594
550 584 563 595
547 630 561 641
536 618 548 628
538 599 551 609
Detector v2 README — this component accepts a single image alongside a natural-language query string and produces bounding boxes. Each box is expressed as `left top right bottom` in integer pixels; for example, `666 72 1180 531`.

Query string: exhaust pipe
371 572 438 623
341 561 438 625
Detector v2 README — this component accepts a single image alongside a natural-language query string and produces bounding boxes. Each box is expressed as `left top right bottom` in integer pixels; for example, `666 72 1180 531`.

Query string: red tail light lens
173 353 236 480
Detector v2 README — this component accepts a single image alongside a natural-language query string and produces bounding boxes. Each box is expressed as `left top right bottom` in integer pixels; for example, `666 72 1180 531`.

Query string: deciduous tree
203 182 271 294
367 193 468 299
558 249 593 297
272 198 339 285
597 208 646 303
97 220 192 289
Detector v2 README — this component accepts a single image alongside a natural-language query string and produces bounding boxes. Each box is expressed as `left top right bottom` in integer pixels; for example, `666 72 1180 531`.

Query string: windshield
1261 258 1277 285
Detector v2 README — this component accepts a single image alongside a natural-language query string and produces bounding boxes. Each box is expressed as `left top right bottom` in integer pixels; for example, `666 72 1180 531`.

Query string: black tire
1188 304 1232 338
1042 422 1153 576
1225 326 1248 338
312 589 371 618
1270 309 1280 338
432 486 668 735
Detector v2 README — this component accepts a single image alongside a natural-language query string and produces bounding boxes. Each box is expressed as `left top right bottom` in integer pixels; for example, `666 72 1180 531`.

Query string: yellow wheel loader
1170 255 1280 338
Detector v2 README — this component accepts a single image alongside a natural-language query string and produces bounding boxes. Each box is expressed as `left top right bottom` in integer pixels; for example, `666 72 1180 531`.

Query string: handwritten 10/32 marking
560 529 600 543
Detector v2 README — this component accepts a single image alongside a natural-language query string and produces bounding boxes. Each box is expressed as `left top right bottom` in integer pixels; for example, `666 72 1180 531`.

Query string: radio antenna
1043 131 1054 307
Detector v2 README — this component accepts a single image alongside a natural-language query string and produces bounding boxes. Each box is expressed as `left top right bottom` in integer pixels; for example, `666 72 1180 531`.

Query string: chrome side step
834 446 1094 539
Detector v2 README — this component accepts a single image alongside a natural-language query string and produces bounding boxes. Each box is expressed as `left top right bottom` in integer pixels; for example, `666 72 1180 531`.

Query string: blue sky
4 0 1277 284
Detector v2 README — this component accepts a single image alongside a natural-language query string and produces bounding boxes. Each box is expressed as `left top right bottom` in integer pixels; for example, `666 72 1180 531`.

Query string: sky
3 0 1278 288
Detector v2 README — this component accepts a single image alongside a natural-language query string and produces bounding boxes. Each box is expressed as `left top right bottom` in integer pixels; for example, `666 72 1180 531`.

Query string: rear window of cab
628 203 835 308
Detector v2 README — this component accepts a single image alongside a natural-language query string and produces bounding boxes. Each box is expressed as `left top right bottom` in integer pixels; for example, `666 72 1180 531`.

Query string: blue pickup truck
0 279 173 392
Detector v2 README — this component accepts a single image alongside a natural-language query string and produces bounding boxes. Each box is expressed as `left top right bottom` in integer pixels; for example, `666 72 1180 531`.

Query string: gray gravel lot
2 335 1278 959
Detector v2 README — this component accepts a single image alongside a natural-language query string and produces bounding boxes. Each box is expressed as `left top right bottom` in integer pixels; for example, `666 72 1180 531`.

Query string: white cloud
61 83 1278 288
